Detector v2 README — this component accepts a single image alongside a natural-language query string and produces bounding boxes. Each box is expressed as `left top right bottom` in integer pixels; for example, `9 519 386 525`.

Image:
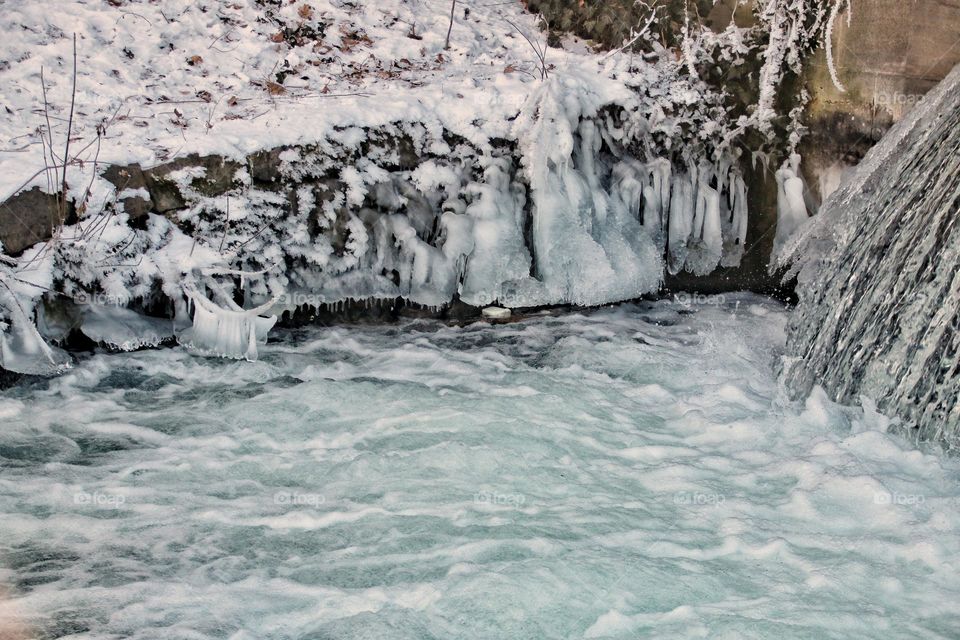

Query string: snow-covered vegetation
0 0 848 367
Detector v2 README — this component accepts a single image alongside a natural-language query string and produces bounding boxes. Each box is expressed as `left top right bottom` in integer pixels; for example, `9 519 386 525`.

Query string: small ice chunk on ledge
481 306 511 320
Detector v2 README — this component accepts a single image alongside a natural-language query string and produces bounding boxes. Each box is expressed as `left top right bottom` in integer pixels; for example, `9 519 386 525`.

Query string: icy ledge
1 72 755 368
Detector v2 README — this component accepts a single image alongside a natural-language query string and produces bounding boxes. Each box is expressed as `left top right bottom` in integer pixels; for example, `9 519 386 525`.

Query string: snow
1 295 958 637
0 0 554 203
480 305 510 320
0 0 840 361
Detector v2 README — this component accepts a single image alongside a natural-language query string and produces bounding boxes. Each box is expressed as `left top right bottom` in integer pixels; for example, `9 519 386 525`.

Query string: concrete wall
802 0 960 202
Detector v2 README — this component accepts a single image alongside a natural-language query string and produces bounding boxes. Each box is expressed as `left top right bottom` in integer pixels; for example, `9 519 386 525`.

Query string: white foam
0 294 957 638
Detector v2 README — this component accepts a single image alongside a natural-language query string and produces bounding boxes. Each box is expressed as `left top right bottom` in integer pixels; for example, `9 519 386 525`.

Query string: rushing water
1 294 958 639
782 64 960 450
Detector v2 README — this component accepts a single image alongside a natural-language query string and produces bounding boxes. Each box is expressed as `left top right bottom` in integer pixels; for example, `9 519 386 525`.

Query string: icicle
685 181 723 276
771 153 809 269
667 173 694 274
721 174 749 268
179 285 277 361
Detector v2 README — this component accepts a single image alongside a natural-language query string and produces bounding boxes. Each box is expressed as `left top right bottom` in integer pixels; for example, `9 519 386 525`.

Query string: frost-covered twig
60 34 78 226
825 0 846 92
599 1 661 61
505 17 549 80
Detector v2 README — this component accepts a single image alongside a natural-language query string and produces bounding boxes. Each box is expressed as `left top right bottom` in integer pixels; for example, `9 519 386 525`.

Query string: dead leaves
338 24 372 52
298 4 314 21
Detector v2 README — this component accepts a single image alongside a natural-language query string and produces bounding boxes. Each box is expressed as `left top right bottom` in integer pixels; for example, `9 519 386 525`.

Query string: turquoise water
1 294 958 639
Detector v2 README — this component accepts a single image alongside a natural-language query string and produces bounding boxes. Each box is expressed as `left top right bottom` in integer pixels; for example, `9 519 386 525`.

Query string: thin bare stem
60 34 78 225
219 198 229 253
444 0 456 50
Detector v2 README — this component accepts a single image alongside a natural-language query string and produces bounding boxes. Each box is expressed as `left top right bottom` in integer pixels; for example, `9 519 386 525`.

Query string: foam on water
1 294 959 639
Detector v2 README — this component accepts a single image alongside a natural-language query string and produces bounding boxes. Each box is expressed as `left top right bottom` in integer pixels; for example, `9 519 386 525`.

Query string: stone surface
248 148 286 184
142 154 242 212
801 0 960 201
0 187 65 255
102 164 153 219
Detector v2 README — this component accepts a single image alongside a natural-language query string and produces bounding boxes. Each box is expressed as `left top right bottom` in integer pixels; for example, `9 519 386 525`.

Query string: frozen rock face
781 63 960 449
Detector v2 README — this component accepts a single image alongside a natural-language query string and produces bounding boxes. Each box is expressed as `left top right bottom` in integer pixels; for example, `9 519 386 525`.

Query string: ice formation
0 247 70 375
754 0 851 133
179 283 277 361
771 153 810 265
514 74 663 306
0 294 70 376
781 63 960 449
79 304 174 352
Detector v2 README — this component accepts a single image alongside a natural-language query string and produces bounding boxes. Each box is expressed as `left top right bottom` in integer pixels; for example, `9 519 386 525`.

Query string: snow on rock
0 0 782 364
481 306 511 320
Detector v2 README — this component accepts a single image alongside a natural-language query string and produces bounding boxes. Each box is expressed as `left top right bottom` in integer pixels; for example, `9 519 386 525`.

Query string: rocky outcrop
3 1 958 297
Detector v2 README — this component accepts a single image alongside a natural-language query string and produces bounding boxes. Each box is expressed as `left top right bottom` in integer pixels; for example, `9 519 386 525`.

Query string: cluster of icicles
614 157 750 276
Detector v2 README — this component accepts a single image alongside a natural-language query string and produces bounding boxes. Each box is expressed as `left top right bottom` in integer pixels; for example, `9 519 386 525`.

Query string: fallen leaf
266 81 287 95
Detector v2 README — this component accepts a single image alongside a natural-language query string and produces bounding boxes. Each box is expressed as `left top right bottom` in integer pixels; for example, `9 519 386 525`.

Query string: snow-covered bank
0 0 847 369
1 294 958 638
